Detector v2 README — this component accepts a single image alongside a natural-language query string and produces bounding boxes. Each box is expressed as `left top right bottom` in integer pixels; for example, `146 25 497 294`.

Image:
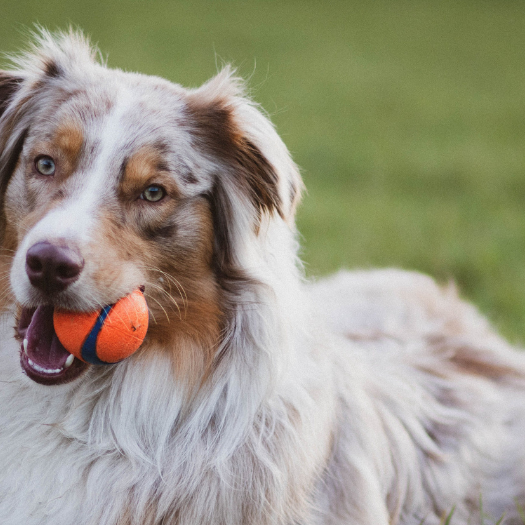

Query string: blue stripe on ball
81 304 114 365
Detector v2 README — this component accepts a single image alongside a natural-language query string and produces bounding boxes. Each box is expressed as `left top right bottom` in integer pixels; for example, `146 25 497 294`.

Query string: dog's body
1 31 525 524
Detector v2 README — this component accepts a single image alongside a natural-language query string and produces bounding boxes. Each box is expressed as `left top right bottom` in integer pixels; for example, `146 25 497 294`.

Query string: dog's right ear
0 72 23 119
0 72 26 249
0 70 26 167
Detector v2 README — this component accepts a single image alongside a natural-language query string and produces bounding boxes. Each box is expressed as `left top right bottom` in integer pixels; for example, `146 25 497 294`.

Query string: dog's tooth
65 354 74 368
26 358 62 374
23 339 28 354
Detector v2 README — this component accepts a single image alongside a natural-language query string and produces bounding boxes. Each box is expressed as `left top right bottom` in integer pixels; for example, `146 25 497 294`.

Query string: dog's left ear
186 67 303 226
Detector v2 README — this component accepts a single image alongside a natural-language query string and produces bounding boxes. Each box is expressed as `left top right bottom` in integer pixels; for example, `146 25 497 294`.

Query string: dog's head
0 31 302 387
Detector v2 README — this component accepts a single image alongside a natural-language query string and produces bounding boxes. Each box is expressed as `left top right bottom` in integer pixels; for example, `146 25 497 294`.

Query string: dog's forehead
29 72 212 194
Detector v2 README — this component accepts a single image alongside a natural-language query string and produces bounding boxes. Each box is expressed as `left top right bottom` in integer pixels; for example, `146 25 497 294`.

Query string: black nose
26 242 84 294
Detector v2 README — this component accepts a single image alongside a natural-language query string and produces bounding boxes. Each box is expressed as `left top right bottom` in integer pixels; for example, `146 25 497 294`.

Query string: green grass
1 0 525 341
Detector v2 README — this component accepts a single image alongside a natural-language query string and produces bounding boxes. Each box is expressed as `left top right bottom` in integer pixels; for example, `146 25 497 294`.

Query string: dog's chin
17 305 89 386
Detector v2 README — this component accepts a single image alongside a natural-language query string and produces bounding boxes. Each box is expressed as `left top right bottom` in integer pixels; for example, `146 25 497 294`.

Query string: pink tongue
26 305 71 369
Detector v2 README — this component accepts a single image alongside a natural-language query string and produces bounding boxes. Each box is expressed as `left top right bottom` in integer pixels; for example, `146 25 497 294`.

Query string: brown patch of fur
43 59 62 79
55 119 83 161
422 334 525 383
120 145 180 200
185 95 283 222
449 343 524 381
27 119 84 183
92 199 222 388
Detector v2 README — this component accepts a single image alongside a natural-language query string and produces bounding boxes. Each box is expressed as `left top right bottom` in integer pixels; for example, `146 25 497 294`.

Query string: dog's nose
26 242 84 293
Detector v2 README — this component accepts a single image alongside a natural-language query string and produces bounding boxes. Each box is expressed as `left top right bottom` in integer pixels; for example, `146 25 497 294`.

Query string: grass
1 1 525 343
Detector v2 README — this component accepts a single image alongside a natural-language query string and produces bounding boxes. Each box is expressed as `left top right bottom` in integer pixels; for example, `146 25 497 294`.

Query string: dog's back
311 269 525 524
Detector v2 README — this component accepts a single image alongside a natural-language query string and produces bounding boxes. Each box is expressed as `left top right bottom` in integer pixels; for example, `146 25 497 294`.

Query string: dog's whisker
145 266 188 303
145 266 188 313
144 293 171 324
144 281 183 322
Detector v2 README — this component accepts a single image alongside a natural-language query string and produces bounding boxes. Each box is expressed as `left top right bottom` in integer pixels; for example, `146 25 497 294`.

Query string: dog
1 29 525 525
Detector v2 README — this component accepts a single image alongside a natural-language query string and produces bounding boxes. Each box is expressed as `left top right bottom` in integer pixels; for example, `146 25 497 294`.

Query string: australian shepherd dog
1 30 525 525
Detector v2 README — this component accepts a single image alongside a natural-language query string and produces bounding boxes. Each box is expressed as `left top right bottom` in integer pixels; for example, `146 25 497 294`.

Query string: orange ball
53 288 149 364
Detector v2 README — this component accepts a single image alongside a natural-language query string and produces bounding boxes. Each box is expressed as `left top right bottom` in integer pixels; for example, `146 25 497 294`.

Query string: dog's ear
186 68 303 274
0 71 26 160
0 72 23 119
186 68 303 222
0 71 27 248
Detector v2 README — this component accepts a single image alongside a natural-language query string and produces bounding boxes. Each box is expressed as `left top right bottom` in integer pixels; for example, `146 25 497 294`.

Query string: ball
53 288 149 365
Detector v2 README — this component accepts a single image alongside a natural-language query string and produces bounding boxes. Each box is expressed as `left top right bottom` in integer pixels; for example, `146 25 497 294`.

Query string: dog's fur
1 30 525 525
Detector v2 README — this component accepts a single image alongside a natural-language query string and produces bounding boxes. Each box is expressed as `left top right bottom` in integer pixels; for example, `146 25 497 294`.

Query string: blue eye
35 156 56 176
141 185 166 202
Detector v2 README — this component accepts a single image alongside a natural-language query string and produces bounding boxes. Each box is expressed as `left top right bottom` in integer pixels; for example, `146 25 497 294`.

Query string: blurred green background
1 0 525 341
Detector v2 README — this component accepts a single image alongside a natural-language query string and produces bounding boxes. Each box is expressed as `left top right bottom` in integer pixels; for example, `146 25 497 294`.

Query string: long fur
1 30 525 525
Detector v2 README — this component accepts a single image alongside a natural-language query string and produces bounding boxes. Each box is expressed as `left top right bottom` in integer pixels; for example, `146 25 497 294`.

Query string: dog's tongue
25 305 71 370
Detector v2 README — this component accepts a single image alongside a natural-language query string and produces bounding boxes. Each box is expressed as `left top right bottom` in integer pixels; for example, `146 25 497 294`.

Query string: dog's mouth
18 305 88 386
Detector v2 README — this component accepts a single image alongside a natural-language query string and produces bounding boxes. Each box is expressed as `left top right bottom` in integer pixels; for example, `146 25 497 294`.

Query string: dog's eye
141 185 166 202
35 156 56 176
